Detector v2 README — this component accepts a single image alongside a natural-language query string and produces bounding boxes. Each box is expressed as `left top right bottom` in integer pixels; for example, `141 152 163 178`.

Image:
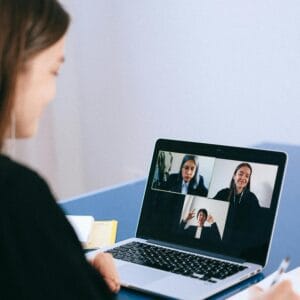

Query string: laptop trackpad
118 264 169 286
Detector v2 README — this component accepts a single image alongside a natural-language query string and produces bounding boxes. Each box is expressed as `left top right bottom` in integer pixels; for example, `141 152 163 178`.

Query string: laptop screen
137 139 287 266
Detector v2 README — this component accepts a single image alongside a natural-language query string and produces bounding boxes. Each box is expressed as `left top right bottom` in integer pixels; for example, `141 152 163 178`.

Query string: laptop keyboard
106 241 247 282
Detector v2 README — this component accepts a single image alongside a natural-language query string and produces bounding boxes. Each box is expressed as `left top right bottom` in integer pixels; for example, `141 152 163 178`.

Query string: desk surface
61 143 300 299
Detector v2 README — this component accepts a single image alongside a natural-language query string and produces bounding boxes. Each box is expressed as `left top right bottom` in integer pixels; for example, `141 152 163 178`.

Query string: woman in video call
0 1 119 298
164 154 208 196
214 163 261 255
180 208 221 246
214 162 260 207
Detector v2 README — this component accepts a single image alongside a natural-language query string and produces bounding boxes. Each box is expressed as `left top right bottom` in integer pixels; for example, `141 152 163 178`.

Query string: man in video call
180 209 221 247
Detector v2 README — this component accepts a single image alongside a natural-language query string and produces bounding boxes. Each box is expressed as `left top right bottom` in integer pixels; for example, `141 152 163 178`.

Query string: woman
164 154 208 196
180 208 221 247
214 162 259 206
214 163 261 259
0 1 119 299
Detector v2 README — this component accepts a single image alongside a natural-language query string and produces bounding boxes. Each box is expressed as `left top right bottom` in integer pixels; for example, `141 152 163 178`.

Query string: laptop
89 139 287 300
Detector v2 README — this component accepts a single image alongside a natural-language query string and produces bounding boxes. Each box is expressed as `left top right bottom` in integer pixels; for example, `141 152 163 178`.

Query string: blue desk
61 143 300 299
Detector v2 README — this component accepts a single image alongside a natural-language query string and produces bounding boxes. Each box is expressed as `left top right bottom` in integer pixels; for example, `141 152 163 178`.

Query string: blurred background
12 0 300 200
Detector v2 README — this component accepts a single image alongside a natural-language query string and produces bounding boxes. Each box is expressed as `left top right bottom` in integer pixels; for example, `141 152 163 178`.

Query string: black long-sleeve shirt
0 154 114 299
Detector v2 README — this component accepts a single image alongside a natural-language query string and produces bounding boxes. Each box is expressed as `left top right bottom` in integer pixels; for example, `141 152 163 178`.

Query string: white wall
13 0 300 200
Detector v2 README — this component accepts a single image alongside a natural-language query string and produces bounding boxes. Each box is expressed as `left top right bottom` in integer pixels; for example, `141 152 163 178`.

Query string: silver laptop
89 139 287 300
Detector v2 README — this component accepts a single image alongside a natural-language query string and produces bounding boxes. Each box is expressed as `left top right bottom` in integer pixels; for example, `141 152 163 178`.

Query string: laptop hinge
146 239 246 264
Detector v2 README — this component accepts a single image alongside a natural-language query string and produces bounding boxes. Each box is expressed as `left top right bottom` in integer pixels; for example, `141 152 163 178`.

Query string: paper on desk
227 267 300 299
66 215 94 243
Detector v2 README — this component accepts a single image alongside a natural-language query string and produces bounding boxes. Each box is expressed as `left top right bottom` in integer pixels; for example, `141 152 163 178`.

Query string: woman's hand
91 252 121 293
249 280 300 300
185 209 195 222
207 214 215 224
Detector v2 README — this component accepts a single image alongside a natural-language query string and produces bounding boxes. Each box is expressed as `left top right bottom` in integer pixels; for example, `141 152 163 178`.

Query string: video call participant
164 155 208 196
152 151 173 189
214 162 259 207
180 208 221 246
214 162 261 258
0 1 119 298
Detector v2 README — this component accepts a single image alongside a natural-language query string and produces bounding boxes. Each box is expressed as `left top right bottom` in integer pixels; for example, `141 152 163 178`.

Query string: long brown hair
0 0 70 150
226 162 252 201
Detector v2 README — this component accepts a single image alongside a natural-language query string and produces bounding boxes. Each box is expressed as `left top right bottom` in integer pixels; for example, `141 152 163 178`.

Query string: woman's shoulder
0 154 54 205
244 189 259 203
0 154 46 184
243 189 257 197
216 188 230 195
167 173 180 182
213 188 231 200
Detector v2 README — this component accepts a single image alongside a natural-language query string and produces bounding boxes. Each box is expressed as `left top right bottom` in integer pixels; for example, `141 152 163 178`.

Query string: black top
0 155 114 299
214 188 261 258
180 221 222 248
214 188 260 232
163 173 208 197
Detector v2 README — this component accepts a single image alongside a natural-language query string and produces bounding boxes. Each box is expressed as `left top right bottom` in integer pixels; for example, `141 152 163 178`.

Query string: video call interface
138 150 279 265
